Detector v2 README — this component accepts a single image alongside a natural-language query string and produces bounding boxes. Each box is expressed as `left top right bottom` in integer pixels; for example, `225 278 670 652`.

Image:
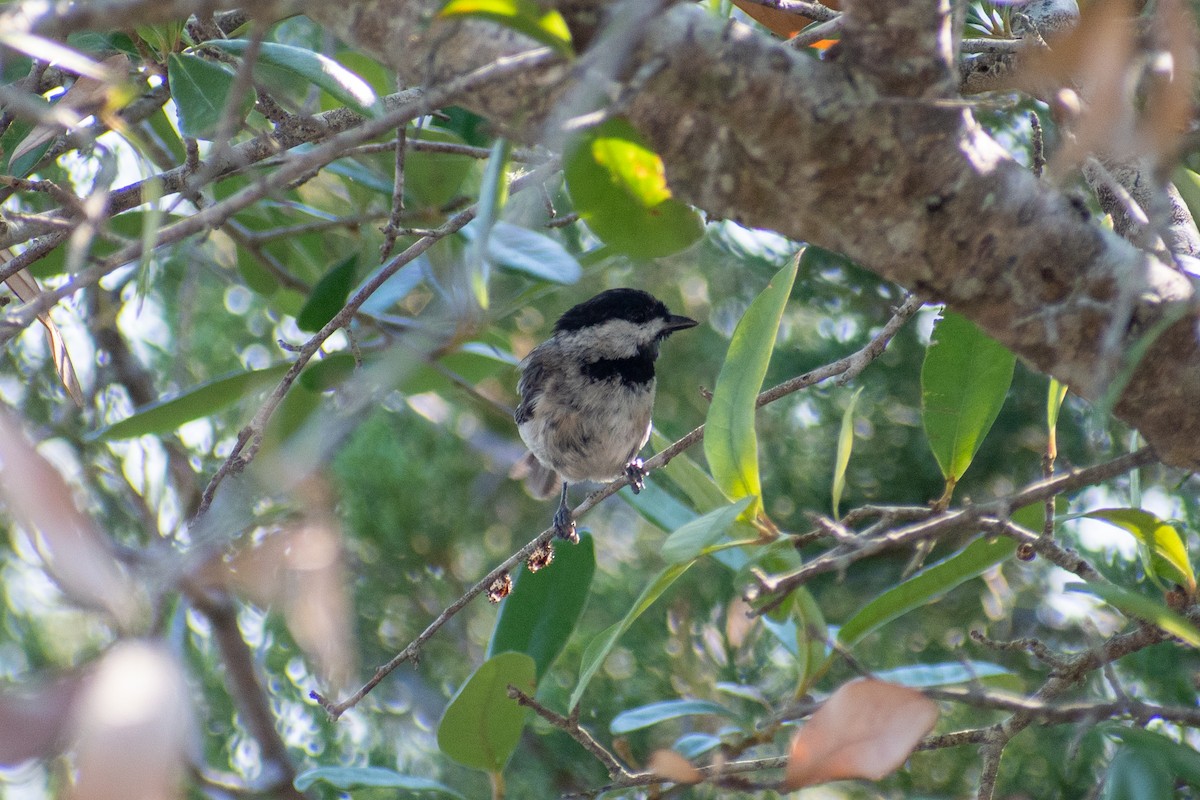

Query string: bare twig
379 123 408 260
752 448 1158 612
507 687 633 780
0 48 562 340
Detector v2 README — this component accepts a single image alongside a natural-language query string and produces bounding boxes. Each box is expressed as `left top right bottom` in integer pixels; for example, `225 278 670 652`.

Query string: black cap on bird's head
553 288 697 336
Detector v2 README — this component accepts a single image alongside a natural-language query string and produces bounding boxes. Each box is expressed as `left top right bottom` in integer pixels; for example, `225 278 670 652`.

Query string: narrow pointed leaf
651 430 728 514
705 254 799 519
838 535 1015 648
89 364 290 441
1083 508 1195 592
476 221 581 284
571 562 692 709
4 269 84 407
661 497 754 563
1047 377 1068 460
1066 582 1200 647
297 255 358 332
440 0 573 55
832 386 863 518
294 767 464 798
610 699 736 735
465 138 511 308
792 587 828 691
201 40 383 117
921 310 1015 483
436 652 535 772
872 661 1009 688
488 534 595 680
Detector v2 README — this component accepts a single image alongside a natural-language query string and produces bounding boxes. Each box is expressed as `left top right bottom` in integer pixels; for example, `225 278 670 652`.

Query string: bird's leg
553 482 578 543
625 458 647 494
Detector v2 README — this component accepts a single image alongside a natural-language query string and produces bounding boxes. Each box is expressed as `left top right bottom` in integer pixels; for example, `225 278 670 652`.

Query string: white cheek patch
562 318 662 355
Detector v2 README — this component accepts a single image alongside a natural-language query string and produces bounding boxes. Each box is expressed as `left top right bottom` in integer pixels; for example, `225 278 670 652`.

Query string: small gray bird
514 288 698 541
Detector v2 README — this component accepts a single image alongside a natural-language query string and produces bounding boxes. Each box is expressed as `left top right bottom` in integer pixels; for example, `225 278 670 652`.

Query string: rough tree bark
307 0 1200 469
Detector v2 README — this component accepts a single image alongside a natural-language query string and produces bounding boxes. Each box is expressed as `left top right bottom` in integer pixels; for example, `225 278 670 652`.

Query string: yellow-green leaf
704 253 799 520
1047 378 1068 461
1083 508 1195 593
832 387 863 518
1066 582 1200 647
440 0 573 56
563 117 704 259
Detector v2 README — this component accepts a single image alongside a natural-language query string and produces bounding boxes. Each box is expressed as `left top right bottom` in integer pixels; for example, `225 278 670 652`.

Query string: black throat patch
581 351 655 387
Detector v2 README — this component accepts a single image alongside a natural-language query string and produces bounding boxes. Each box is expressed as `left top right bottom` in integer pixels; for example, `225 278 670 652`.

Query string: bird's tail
509 451 561 499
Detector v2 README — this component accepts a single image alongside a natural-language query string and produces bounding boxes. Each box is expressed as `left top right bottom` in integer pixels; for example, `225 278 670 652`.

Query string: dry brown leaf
10 54 129 166
1015 0 1197 170
783 678 938 789
0 674 82 765
725 595 757 649
732 0 811 38
0 412 140 626
3 262 85 407
731 0 842 40
1142 0 1198 160
648 749 703 785
223 499 355 689
68 641 194 800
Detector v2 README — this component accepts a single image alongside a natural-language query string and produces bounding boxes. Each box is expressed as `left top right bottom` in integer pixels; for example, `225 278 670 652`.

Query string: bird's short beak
665 314 698 333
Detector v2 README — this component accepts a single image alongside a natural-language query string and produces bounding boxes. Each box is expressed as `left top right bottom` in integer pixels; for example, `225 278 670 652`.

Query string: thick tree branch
305 0 1200 470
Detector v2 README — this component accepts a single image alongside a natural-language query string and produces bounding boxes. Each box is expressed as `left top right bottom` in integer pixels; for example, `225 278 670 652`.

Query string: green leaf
144 106 187 163
296 254 358 332
166 53 253 139
293 766 465 798
405 126 478 208
651 430 729 515
488 534 595 680
563 117 704 259
871 661 1009 688
471 221 582 284
704 254 799 520
792 587 828 692
832 386 863 518
201 40 383 117
921 310 1015 485
837 535 1015 648
570 561 692 710
661 497 754 564
621 480 698 533
1173 167 1200 226
1082 508 1196 593
1102 747 1175 800
1104 726 1200 787
674 733 723 759
466 138 511 308
89 364 290 441
437 652 535 772
1066 582 1200 647
1047 378 1068 461
401 341 517 396
135 22 183 58
609 699 736 735
440 0 573 55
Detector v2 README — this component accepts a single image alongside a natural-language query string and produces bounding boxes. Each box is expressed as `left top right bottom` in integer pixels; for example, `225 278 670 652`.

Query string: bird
514 288 698 542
